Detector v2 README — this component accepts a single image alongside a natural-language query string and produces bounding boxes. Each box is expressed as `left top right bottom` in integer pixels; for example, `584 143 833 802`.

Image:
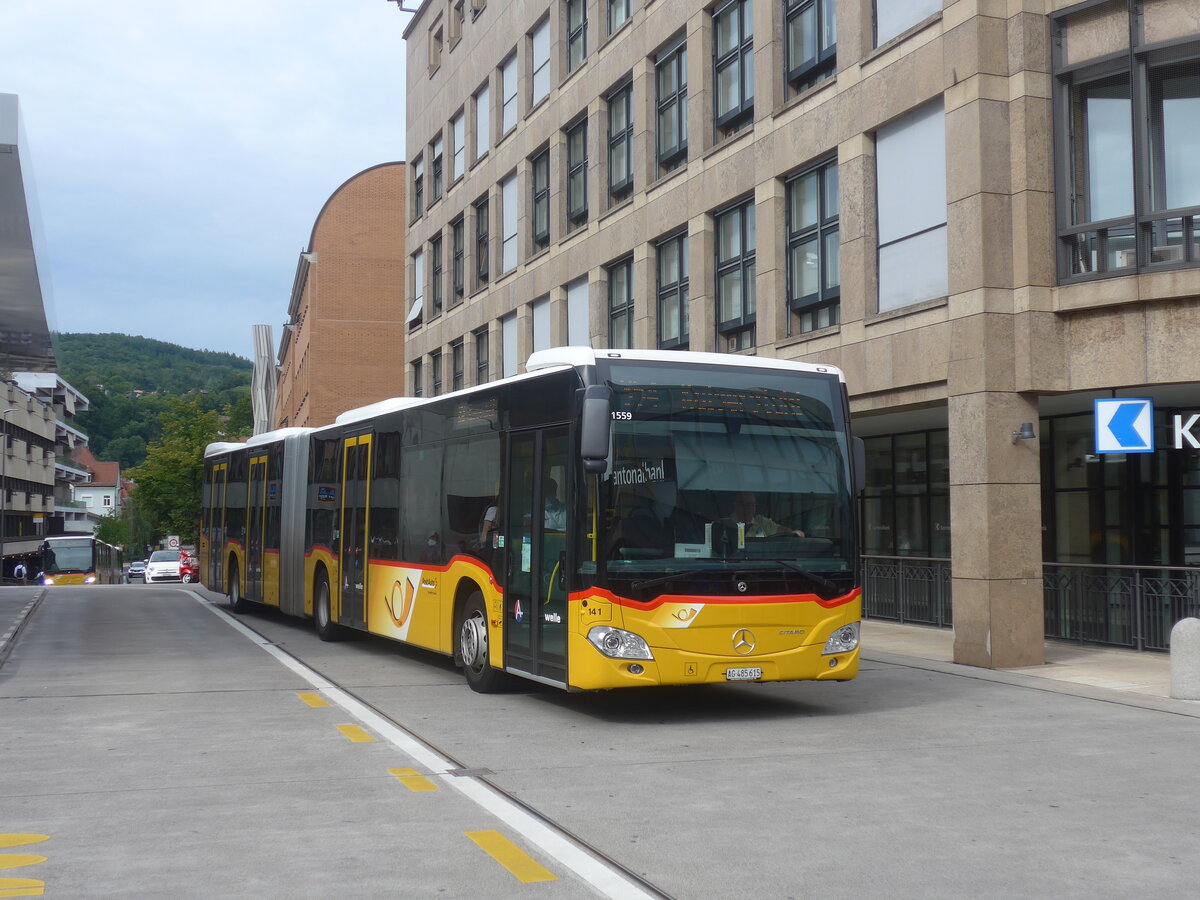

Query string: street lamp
0 407 15 582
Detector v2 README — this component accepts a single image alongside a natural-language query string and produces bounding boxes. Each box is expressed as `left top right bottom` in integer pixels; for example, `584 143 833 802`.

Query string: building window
567 275 590 346
431 350 443 396
471 0 486 19
474 327 490 384
607 83 633 201
451 339 465 391
656 41 688 173
451 217 465 301
451 111 465 182
713 0 754 137
566 118 588 227
566 0 587 73
607 256 634 349
449 1 465 44
412 359 424 397
474 83 490 162
474 195 490 287
874 0 939 48
531 18 551 107
501 173 518 273
429 25 444 74
656 232 689 350
532 148 550 252
532 295 551 352
608 0 630 35
1054 7 1200 279
502 313 519 377
715 199 756 350
501 53 518 134
412 157 425 219
430 234 444 318
786 158 839 333
103 495 112 508
876 99 947 312
430 135 444 202
785 0 835 93
407 248 425 328
862 430 950 558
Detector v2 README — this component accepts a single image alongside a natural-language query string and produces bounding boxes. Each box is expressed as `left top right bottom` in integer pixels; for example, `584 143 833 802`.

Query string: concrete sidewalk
862 618 1197 710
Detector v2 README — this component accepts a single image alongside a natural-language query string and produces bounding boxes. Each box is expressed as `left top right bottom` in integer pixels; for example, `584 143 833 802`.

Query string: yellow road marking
0 840 46 850
0 877 45 897
388 768 439 792
296 692 329 707
0 860 45 873
465 830 557 883
336 724 376 743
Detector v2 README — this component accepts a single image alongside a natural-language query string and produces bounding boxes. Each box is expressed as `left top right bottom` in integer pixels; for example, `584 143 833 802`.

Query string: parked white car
145 549 183 583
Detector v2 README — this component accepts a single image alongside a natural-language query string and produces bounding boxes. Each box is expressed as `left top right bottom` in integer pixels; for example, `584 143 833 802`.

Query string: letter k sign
1175 414 1200 450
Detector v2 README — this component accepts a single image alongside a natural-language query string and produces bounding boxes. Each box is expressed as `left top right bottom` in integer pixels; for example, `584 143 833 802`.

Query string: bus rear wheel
314 574 343 642
228 561 249 613
458 591 510 693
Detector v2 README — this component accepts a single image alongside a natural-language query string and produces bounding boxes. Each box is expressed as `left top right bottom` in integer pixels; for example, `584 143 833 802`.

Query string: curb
0 589 48 669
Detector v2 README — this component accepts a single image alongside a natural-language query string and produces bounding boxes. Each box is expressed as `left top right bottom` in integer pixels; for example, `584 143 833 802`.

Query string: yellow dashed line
388 768 439 792
0 877 46 897
466 830 557 883
336 724 376 743
296 692 329 707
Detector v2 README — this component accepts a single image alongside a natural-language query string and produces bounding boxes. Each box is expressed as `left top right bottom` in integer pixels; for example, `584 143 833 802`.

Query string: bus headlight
85 575 97 584
587 626 653 660
42 576 55 586
823 622 860 655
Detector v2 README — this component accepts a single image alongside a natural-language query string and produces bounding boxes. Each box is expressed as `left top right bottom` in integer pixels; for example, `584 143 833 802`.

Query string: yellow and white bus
39 535 122 585
200 348 865 692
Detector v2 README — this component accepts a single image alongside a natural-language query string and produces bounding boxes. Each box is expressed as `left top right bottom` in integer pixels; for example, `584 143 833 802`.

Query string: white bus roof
204 441 247 458
246 427 312 448
526 347 847 382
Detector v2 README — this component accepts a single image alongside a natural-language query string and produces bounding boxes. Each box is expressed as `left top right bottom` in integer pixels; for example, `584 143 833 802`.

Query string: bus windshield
43 539 94 574
589 362 856 599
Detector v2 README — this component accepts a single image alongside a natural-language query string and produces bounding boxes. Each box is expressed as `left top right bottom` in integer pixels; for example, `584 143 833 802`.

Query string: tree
126 397 224 544
95 514 128 549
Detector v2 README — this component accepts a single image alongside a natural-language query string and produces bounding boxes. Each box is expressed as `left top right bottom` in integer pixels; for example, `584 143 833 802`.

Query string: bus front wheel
458 591 510 693
314 575 343 642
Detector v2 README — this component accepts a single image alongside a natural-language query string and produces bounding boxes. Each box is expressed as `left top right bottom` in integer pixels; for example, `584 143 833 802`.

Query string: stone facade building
400 0 1200 666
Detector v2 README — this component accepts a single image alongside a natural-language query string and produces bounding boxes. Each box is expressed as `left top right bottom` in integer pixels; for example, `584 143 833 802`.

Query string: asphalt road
3 584 1199 899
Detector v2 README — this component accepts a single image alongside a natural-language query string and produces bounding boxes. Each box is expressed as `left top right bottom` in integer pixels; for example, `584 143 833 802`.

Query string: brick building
274 162 408 428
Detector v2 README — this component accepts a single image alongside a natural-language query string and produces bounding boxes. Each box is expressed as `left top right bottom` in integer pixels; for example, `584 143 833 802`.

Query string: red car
180 554 200 584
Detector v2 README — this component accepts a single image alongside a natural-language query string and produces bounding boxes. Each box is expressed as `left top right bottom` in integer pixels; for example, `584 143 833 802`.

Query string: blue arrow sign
1095 399 1154 453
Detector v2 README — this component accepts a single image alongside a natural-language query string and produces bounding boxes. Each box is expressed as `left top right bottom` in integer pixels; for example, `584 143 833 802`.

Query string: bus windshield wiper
756 559 838 592
631 566 733 592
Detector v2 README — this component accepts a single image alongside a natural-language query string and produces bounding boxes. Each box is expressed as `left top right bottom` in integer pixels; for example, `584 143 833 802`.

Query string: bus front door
503 427 569 685
247 455 267 601
338 434 371 629
208 462 228 588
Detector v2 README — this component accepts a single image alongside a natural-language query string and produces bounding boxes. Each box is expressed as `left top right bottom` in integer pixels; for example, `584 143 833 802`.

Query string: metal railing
864 557 1200 652
863 555 952 627
1043 563 1200 652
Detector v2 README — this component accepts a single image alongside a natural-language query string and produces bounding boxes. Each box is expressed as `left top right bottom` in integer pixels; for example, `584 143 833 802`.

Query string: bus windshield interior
587 363 856 599
43 540 93 574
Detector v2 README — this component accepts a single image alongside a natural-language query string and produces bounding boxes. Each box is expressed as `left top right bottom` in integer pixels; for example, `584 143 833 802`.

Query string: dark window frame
451 217 465 302
607 256 634 349
430 234 444 318
451 339 465 391
566 118 589 227
713 0 755 135
474 195 490 288
474 327 490 384
656 40 688 172
566 0 587 73
715 198 756 349
785 157 840 335
607 82 634 200
785 0 836 93
532 148 551 252
656 230 689 350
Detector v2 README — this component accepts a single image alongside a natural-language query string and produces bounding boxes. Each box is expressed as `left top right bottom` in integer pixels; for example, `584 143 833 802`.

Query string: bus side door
208 462 228 588
503 426 569 685
338 434 371 629
247 454 268 600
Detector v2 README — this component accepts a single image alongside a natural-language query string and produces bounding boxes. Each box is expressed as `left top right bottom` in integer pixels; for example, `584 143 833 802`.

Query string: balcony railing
864 557 1200 652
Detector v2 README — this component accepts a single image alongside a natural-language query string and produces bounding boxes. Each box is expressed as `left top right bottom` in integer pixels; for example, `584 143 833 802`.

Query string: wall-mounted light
1011 422 1036 444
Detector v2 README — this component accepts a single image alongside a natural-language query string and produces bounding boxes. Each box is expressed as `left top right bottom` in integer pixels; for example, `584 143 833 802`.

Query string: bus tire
314 573 343 642
228 560 249 613
458 590 510 693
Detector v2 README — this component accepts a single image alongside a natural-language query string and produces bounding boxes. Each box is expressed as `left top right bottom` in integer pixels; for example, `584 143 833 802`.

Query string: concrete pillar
1170 618 1200 700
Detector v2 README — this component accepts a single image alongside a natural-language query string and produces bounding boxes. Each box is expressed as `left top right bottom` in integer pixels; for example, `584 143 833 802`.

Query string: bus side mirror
852 437 866 496
580 385 612 474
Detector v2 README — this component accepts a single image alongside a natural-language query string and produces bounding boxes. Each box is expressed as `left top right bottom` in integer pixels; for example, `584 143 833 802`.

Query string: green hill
55 333 254 468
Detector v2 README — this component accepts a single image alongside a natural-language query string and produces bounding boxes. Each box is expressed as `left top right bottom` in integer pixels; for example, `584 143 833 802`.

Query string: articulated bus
200 348 865 692
39 535 122 585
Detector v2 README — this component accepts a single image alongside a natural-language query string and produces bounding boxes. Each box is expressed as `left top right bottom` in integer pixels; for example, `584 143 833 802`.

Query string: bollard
1170 617 1200 700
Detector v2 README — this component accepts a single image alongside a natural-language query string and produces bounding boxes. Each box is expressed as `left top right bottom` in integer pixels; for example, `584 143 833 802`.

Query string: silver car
145 549 182 583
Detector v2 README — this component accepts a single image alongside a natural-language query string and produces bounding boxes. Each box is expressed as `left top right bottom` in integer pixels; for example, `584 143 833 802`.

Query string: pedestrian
13 561 27 584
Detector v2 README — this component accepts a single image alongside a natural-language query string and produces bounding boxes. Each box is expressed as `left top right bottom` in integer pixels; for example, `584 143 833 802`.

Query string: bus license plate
726 667 762 681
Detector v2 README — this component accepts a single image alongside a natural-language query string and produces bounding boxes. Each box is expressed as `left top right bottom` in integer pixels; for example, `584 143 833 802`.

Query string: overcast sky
2 0 409 360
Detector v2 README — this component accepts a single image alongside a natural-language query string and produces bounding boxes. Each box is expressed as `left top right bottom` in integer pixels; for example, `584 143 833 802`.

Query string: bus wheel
228 561 249 613
314 574 343 642
458 591 509 693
